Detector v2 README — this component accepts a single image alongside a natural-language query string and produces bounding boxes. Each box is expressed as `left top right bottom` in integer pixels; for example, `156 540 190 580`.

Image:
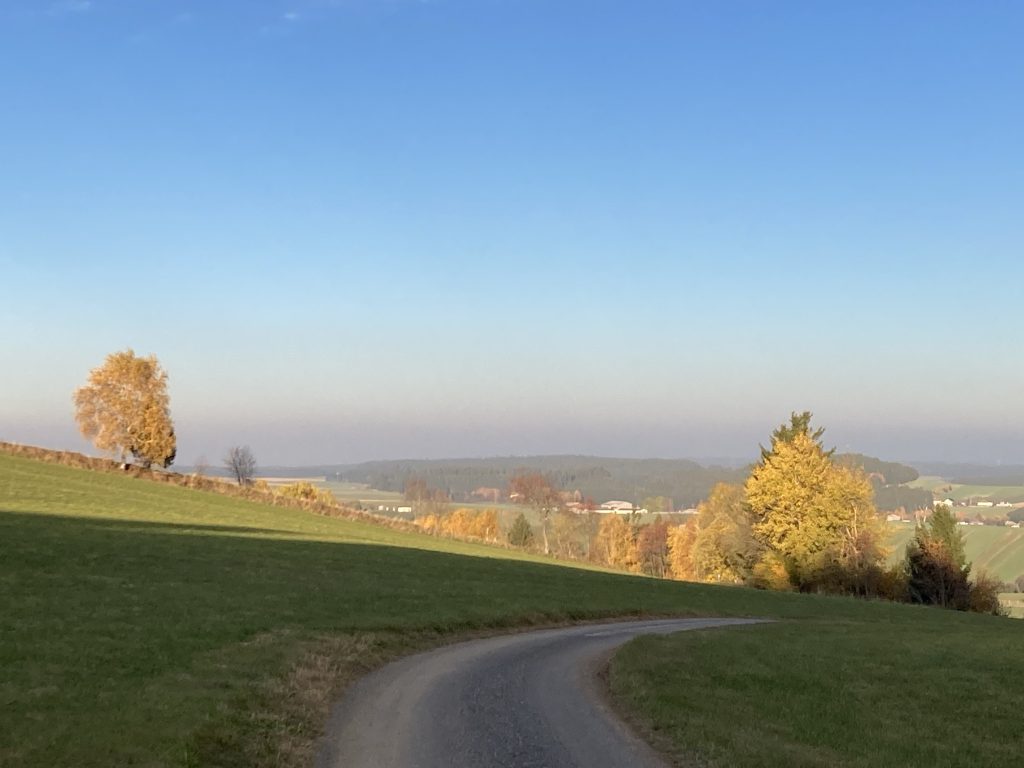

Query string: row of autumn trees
71 352 1000 616
488 413 1002 614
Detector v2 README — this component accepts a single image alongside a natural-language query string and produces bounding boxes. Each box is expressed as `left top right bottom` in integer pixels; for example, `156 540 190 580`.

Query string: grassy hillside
0 451 809 768
3 451 1023 767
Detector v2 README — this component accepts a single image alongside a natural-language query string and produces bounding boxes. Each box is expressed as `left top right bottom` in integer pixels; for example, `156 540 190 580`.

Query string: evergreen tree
906 504 972 609
507 513 535 548
760 410 831 461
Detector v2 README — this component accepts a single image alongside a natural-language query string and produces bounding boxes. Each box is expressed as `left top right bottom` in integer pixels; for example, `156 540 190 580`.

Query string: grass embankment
2 452 1022 767
609 612 1021 768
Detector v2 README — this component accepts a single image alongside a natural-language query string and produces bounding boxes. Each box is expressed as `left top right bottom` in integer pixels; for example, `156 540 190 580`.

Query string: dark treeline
835 453 932 514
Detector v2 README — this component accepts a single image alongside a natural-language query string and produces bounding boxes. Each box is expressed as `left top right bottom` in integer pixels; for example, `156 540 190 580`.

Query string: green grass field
610 615 1021 768
907 475 1024 505
907 475 948 492
3 452 1024 767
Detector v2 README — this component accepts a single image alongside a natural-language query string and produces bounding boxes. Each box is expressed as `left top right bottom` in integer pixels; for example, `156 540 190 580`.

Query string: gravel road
317 617 763 768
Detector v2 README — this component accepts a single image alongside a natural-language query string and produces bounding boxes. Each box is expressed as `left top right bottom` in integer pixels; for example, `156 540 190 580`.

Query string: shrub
277 482 337 505
969 573 1008 616
750 551 793 591
875 565 910 603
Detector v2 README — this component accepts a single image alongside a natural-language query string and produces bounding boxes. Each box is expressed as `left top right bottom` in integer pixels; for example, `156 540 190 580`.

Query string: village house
598 500 641 514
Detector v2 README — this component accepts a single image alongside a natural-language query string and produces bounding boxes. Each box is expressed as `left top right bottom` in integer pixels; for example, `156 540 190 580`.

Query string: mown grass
609 612 1022 768
3 451 1022 767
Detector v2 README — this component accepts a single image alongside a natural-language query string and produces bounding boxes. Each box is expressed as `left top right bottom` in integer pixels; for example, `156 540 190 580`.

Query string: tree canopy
73 349 176 469
690 483 760 583
746 428 881 589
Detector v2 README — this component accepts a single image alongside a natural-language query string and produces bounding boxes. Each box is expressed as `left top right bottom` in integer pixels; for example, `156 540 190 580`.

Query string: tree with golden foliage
667 519 699 580
745 415 882 590
73 349 176 469
596 514 640 572
691 483 760 583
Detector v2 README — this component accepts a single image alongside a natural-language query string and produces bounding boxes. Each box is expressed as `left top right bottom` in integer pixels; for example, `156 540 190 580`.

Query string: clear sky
2 0 1023 466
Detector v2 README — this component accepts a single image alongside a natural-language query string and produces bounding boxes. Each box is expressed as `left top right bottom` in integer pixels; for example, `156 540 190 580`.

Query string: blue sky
2 0 1023 465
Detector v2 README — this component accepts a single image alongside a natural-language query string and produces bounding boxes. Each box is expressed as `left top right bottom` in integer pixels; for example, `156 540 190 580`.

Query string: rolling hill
3 450 1022 767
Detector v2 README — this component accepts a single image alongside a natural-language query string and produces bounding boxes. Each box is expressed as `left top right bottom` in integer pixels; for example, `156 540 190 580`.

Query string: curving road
316 617 764 768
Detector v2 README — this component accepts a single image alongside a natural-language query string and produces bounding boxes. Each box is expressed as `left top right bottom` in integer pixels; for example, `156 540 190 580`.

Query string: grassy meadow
609 613 1021 768
3 451 1024 767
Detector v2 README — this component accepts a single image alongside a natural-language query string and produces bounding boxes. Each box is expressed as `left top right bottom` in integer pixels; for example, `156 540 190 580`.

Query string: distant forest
325 453 931 512
835 453 933 513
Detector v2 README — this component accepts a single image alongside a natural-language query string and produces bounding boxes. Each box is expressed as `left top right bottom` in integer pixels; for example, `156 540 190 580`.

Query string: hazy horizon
3 1 1022 467
8 413 1024 469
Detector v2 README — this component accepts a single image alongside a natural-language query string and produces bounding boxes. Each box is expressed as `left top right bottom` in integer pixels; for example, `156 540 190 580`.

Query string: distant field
906 474 947 493
907 475 1024 504
885 522 1024 582
318 480 404 506
1000 594 1024 619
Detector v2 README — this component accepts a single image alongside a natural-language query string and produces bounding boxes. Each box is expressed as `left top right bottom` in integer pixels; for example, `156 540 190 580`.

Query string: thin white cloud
49 0 92 16
283 12 300 21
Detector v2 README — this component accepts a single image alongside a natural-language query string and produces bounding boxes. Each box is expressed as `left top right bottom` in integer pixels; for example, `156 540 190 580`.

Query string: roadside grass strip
609 615 1021 768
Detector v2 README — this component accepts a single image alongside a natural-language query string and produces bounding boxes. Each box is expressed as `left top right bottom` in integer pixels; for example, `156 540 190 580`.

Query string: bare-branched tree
224 446 257 486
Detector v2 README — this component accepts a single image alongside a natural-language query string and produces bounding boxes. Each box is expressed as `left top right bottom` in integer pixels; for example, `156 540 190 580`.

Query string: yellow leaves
414 508 500 542
73 349 176 468
682 483 759 584
278 482 337 505
745 432 882 586
749 551 794 591
414 514 443 535
667 519 698 580
596 514 640 573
